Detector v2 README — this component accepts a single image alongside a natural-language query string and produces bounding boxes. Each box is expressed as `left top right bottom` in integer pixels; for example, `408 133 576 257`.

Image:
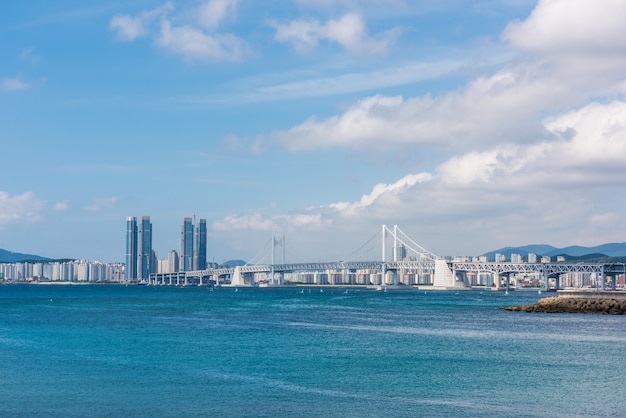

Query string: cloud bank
213 0 626 256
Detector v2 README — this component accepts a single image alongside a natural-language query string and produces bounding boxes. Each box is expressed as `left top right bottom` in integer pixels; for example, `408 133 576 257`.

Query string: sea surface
1 285 625 417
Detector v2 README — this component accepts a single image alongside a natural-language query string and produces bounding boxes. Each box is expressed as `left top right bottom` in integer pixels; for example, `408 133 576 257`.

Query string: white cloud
215 97 626 257
254 58 464 101
84 197 118 212
213 212 281 232
329 172 433 217
272 13 398 55
109 4 172 42
19 47 40 64
502 0 626 56
262 70 556 152
197 0 238 31
110 14 149 41
53 201 70 211
156 19 246 62
109 2 247 62
0 192 45 226
1 76 30 91
261 0 626 155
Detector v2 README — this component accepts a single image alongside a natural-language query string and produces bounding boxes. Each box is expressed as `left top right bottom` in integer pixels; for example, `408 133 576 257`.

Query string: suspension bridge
148 225 626 290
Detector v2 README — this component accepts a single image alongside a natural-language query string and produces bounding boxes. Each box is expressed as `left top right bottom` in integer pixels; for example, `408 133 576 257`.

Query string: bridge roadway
447 261 626 290
148 260 626 289
149 260 436 286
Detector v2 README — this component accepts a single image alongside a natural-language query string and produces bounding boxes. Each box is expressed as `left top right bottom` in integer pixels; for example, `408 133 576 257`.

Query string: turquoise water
1 285 625 417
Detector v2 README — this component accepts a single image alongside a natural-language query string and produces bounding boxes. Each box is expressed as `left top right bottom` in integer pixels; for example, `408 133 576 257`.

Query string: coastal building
125 216 138 280
181 217 207 272
194 218 207 270
138 216 153 279
168 250 179 273
0 260 125 282
181 217 194 271
158 259 169 274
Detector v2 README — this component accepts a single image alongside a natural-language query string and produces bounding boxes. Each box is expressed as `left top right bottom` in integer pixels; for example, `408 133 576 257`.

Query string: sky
2 0 626 264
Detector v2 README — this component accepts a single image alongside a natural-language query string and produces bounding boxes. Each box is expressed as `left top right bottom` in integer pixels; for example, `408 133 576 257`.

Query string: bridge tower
271 234 285 285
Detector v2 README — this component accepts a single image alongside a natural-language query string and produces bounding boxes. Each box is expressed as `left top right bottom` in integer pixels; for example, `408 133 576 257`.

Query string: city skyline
126 215 208 279
2 1 626 264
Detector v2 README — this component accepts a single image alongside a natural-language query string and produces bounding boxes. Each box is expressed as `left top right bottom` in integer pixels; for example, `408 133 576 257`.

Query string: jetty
502 290 626 314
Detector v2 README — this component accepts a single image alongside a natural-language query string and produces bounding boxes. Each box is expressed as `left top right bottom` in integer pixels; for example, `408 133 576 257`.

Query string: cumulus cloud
502 0 626 56
262 69 556 152
215 97 626 256
272 13 398 54
109 0 247 62
84 197 118 212
329 173 433 217
260 0 626 156
0 192 45 226
1 76 30 91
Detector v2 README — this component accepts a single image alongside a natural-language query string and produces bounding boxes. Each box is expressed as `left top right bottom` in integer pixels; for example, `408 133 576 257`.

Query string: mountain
550 243 626 257
0 248 51 263
221 259 246 268
484 242 626 259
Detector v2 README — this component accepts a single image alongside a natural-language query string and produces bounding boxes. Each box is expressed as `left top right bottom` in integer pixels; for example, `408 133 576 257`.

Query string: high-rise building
168 250 179 273
194 218 207 270
125 216 138 280
139 216 153 279
181 217 194 271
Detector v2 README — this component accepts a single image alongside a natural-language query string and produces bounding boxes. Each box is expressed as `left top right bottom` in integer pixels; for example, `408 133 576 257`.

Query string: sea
1 285 625 417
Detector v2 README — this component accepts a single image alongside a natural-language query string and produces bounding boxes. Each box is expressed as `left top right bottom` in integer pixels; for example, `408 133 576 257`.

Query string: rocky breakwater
502 291 626 314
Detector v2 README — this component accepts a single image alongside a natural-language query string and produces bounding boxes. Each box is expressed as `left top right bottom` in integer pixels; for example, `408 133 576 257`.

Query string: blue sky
2 0 626 264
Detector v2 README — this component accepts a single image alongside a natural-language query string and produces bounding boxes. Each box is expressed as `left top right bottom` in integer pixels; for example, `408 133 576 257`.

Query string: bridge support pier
381 263 387 286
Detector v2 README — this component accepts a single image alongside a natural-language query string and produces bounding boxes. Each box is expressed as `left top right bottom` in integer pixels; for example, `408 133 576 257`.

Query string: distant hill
221 259 246 268
484 242 626 260
0 248 51 263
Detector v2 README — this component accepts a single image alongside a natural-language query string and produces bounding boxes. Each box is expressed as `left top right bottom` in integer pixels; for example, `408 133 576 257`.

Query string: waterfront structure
194 218 207 271
138 216 153 279
125 216 138 280
181 217 207 272
0 260 125 282
168 250 179 273
181 217 194 271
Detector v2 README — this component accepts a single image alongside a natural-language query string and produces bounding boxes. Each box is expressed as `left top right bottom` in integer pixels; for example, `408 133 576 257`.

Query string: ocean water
1 285 625 417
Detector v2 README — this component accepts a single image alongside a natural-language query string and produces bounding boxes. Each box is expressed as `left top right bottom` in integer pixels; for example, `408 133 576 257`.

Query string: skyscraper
194 218 207 270
168 250 179 273
181 217 194 271
125 216 138 280
139 216 153 279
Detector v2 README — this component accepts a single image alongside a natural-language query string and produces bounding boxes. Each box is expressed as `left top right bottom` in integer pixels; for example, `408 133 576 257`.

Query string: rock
501 296 626 314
